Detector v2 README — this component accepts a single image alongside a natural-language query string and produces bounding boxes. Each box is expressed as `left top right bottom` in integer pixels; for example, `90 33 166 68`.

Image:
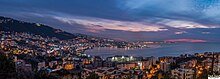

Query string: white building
171 68 195 79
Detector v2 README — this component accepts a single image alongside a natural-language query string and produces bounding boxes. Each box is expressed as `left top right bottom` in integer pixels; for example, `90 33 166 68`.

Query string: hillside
0 16 76 40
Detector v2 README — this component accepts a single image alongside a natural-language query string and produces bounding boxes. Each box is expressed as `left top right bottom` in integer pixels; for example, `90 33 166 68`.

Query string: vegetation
0 52 16 79
86 72 99 79
0 53 16 73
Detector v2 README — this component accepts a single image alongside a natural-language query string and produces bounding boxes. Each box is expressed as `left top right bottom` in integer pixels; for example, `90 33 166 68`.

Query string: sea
85 42 220 58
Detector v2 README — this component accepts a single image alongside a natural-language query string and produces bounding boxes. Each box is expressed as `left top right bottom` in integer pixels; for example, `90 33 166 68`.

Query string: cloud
175 31 187 35
53 16 168 32
165 39 207 43
118 0 220 27
201 32 210 34
161 19 217 29
119 0 192 12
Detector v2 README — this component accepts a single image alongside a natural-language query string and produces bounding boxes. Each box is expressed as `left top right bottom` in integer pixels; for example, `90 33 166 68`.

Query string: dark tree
86 72 99 79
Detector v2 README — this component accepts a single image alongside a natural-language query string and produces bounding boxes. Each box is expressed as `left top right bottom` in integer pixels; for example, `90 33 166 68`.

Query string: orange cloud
165 39 207 43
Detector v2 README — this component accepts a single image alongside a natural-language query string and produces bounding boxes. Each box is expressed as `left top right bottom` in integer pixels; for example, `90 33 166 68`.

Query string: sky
0 0 220 42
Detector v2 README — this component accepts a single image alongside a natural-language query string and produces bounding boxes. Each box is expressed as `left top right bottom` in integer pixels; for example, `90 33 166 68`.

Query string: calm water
85 42 220 58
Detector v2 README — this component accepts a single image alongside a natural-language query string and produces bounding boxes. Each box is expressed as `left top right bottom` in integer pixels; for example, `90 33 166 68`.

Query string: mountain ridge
0 16 76 40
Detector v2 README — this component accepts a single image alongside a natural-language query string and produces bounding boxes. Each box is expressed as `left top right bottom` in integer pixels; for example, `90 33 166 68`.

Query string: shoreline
84 42 220 58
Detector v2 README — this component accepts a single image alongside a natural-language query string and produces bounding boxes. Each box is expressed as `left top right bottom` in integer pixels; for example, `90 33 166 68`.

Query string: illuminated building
64 64 74 70
171 68 194 79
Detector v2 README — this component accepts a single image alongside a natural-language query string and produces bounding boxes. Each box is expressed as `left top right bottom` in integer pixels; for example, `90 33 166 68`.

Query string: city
1 30 220 79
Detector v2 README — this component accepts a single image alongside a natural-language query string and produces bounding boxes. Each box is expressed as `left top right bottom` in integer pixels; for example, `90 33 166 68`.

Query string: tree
0 53 16 73
0 53 16 79
35 69 50 79
86 72 99 79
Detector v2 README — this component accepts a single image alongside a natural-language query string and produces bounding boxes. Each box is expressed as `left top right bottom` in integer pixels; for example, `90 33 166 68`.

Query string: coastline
84 42 220 58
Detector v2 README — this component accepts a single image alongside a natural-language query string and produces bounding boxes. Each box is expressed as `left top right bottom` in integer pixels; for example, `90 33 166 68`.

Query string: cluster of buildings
81 67 144 79
0 31 220 79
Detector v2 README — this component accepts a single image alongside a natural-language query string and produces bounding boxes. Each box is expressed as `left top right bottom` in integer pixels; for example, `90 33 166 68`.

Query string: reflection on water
85 42 220 58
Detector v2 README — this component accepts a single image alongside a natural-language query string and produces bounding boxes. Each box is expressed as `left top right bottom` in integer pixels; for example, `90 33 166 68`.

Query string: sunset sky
0 0 220 42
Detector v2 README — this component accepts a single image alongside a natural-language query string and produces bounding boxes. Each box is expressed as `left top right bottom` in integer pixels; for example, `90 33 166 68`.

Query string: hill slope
0 16 76 40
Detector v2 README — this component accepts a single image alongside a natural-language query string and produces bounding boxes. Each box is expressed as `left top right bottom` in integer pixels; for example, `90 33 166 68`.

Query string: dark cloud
118 0 220 26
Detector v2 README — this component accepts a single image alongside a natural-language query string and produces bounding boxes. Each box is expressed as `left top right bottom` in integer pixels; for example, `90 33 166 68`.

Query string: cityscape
1 0 220 79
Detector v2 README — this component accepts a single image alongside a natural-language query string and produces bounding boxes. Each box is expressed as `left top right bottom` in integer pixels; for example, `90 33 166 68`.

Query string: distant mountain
0 16 76 40
0 16 141 48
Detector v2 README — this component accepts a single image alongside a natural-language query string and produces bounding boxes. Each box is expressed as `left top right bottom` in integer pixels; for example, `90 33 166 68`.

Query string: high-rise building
160 62 170 72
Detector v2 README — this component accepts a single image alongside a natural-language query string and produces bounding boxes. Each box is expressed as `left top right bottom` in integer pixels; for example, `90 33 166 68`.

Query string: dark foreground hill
0 16 76 40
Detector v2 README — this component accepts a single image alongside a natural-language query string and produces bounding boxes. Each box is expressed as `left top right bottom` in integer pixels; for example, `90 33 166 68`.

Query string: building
48 61 58 68
64 63 74 70
180 59 197 68
138 56 157 69
160 62 170 72
81 67 135 79
38 62 46 70
171 68 195 79
82 58 91 65
106 55 138 62
116 62 136 69
15 60 34 78
93 56 103 67
15 60 33 72
159 56 176 63
103 61 116 67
